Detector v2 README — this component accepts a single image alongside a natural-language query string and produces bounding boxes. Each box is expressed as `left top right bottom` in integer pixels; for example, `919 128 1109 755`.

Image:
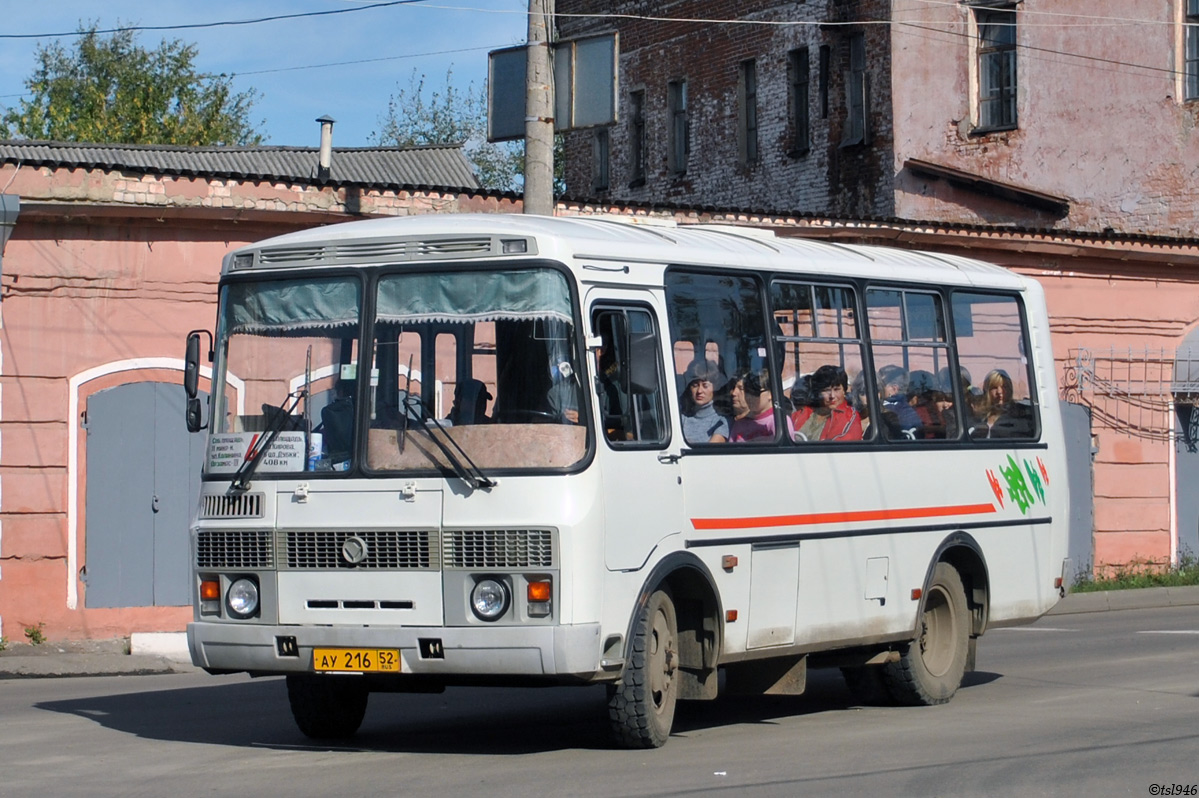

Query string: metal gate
84 381 204 608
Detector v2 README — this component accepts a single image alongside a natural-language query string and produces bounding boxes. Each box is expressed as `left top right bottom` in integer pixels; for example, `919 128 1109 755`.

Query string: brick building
555 1 1199 571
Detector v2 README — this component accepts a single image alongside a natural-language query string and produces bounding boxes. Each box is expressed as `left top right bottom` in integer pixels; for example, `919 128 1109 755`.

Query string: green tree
373 68 562 194
3 24 262 146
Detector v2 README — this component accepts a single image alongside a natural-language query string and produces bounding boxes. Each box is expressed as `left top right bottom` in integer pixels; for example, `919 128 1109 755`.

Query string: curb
1047 584 1199 615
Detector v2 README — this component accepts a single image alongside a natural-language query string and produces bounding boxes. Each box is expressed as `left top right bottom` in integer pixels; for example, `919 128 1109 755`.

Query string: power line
232 45 499 78
0 1 432 40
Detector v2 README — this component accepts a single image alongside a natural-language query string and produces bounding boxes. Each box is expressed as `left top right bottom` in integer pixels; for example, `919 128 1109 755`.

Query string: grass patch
1072 553 1199 592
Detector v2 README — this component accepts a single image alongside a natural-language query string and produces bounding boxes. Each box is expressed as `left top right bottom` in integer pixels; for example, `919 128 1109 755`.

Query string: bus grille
196 531 273 569
282 530 434 570
444 529 555 569
200 493 264 519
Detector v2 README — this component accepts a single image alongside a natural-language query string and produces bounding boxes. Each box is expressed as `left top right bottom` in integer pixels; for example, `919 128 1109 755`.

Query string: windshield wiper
231 388 306 492
402 394 496 490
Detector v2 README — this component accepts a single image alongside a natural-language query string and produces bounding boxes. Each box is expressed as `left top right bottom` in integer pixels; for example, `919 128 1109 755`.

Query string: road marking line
993 627 1078 632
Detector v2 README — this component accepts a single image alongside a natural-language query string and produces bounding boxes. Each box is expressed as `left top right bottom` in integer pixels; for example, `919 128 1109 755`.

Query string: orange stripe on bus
690 503 997 531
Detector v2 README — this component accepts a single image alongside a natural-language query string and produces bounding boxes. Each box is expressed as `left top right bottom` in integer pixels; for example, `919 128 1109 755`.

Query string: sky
0 1 531 147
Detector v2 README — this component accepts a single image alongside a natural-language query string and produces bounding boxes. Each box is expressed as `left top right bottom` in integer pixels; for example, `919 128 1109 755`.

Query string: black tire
840 665 894 706
883 561 970 706
607 588 679 749
286 674 369 739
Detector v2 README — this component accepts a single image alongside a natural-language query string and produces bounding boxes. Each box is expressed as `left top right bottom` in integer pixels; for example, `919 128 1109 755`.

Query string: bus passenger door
589 299 684 571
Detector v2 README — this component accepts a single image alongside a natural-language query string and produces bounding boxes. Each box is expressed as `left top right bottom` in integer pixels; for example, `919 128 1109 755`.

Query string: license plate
312 647 401 673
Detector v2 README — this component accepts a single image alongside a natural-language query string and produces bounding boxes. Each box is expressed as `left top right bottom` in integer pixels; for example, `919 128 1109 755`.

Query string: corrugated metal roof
0 139 480 192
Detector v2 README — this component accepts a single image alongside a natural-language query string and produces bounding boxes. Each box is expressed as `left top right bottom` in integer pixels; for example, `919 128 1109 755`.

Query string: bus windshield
207 275 363 476
364 267 587 474
204 267 587 478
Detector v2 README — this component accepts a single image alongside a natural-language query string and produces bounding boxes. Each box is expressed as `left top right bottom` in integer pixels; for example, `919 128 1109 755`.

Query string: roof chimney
316 115 335 182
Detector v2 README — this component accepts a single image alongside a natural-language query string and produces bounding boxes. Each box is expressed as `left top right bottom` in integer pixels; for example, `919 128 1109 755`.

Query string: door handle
151 495 160 513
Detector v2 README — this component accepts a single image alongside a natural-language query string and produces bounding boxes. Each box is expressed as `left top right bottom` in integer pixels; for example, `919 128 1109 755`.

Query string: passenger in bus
448 379 492 425
878 365 923 439
790 364 864 442
908 370 949 439
319 378 355 462
970 368 1034 439
728 367 793 443
849 370 872 435
596 342 632 441
680 359 731 444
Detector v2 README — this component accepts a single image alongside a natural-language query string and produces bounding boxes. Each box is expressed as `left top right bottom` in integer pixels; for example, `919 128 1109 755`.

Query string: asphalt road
1 605 1195 798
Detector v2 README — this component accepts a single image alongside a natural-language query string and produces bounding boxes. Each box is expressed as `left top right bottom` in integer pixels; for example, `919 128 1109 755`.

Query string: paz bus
183 213 1069 748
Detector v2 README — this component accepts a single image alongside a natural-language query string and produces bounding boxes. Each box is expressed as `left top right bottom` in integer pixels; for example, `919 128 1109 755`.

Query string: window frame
668 79 690 175
738 59 760 166
592 127 610 192
974 6 1018 132
840 33 869 147
591 303 672 450
628 89 647 187
1186 0 1199 101
788 47 811 157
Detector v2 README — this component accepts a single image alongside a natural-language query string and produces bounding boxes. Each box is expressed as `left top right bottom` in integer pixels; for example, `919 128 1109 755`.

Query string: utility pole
523 0 554 215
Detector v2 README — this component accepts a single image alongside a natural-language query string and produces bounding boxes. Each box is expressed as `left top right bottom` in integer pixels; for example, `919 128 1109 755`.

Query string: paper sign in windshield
206 432 307 474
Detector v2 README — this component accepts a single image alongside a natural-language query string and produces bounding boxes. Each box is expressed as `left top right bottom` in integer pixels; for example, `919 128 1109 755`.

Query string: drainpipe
1169 399 1178 566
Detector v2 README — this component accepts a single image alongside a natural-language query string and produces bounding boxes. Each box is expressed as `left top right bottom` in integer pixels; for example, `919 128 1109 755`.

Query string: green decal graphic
999 454 1034 515
1024 459 1045 505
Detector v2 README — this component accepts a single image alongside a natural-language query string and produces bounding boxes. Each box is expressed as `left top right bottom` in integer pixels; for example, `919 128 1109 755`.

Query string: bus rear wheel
883 562 969 706
607 588 679 749
286 674 369 739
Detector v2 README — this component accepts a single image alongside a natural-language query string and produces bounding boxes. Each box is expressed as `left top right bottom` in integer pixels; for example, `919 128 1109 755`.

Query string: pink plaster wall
0 162 491 642
891 1 1199 236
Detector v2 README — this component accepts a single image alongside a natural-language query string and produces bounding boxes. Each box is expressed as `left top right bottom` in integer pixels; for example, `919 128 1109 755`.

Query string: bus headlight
226 577 260 618
470 578 509 621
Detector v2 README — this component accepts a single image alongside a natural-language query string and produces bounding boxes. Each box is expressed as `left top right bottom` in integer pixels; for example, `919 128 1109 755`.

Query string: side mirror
184 332 202 399
184 329 212 432
186 396 205 433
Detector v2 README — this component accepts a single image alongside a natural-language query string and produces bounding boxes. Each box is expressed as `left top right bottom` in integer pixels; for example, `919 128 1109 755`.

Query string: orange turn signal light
200 580 221 601
726 609 738 622
527 581 552 602
910 588 923 601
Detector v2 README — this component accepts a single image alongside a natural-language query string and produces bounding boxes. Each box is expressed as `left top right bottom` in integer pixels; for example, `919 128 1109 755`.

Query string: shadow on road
34 667 1004 754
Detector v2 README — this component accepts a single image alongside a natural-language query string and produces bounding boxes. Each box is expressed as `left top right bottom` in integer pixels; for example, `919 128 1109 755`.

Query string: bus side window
592 306 669 446
951 292 1038 440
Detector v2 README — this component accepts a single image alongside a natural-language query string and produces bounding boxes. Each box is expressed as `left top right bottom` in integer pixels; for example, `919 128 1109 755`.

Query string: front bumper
188 621 604 680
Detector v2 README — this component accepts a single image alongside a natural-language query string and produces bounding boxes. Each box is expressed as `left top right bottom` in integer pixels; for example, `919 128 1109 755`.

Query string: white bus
183 213 1069 748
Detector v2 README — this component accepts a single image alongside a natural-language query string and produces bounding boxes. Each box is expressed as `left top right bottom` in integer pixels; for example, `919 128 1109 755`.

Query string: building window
629 90 646 186
840 33 869 146
789 48 811 156
818 45 831 119
668 79 689 175
1187 0 1199 100
592 128 610 192
976 7 1017 130
738 60 759 165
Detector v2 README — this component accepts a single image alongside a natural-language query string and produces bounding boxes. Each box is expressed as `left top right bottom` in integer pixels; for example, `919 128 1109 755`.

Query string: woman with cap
680 359 730 444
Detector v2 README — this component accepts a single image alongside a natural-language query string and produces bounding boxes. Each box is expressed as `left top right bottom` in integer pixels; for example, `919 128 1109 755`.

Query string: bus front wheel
883 562 969 706
607 588 679 748
286 674 369 739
